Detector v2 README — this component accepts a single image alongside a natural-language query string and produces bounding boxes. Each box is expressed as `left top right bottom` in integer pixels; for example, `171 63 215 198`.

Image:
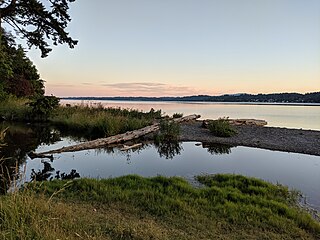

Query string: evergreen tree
0 30 44 98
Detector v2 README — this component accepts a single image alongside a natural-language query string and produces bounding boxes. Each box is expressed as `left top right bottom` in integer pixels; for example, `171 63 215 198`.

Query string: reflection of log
120 143 143 151
202 118 267 128
32 114 200 157
28 151 54 160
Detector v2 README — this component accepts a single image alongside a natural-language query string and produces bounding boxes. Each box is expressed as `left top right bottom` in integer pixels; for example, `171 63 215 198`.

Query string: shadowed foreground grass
1 174 319 239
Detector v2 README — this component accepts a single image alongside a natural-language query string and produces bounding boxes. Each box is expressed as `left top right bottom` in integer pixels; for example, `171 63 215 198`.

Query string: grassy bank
0 97 161 138
0 97 31 122
1 174 319 239
51 104 161 138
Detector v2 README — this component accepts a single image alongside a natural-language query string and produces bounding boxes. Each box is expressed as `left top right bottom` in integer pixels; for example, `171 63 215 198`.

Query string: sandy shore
179 121 320 156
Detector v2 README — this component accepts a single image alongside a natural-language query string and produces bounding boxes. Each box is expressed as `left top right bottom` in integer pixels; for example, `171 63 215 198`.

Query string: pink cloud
45 82 217 97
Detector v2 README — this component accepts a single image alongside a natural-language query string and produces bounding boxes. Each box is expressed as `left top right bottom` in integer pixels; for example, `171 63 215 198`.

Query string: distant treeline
64 92 320 104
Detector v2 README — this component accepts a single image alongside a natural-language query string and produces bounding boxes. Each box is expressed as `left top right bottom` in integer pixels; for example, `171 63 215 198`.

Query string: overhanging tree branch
0 0 17 18
0 0 77 57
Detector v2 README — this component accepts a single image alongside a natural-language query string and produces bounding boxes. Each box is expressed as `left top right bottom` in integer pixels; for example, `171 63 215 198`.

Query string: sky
26 0 320 97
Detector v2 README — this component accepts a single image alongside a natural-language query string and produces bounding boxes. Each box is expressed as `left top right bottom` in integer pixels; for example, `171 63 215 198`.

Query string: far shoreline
61 98 320 107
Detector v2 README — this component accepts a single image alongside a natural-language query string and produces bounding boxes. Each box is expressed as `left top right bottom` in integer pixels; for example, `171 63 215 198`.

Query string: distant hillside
63 92 320 103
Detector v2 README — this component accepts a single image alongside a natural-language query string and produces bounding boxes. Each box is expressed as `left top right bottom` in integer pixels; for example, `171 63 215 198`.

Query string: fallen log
228 119 267 126
31 114 200 157
202 118 267 128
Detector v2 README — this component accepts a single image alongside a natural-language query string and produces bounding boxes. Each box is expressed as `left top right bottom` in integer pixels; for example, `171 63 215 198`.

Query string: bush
28 96 60 121
208 118 236 137
172 113 183 118
155 119 180 143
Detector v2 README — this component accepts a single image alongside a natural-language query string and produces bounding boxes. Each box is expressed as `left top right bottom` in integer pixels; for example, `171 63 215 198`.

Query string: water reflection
0 123 65 192
155 141 183 159
31 161 54 181
201 143 233 155
97 143 148 163
89 141 184 162
97 142 184 161
31 161 80 181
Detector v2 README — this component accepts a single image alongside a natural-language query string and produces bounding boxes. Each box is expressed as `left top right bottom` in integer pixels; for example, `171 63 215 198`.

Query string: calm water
62 100 320 130
20 139 320 211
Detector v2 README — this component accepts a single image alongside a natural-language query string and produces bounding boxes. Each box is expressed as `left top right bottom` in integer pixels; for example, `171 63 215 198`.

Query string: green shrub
28 96 60 121
172 113 183 118
155 119 180 143
207 118 237 137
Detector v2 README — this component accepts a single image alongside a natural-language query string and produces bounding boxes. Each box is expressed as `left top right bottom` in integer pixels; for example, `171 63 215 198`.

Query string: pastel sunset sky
26 0 320 97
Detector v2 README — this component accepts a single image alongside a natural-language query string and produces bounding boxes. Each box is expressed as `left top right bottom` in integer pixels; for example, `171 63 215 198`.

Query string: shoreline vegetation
1 97 320 239
1 96 319 156
1 175 319 239
0 96 162 139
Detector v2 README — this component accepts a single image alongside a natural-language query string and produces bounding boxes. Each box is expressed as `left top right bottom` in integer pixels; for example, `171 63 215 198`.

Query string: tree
0 30 44 98
0 0 78 57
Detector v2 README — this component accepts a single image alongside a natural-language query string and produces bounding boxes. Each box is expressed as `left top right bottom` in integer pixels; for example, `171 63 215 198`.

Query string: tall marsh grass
51 105 161 138
0 96 30 121
0 98 162 138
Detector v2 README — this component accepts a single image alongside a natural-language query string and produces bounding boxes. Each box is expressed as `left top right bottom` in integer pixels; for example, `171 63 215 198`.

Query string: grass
0 98 162 138
0 96 31 122
208 118 237 137
51 105 161 138
0 174 319 239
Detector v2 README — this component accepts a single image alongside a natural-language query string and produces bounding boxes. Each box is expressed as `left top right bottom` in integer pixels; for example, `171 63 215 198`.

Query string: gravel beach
179 121 320 156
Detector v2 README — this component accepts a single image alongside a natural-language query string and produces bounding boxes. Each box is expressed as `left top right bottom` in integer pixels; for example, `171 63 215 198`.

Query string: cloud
81 82 94 85
46 82 209 97
48 84 76 88
99 82 197 96
100 82 166 90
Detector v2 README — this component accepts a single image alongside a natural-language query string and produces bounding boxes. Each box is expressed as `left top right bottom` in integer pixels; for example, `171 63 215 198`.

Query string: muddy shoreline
179 121 320 156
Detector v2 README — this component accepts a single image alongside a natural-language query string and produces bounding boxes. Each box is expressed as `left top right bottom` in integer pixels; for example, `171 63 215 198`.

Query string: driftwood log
202 118 267 128
228 119 267 126
30 114 200 158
